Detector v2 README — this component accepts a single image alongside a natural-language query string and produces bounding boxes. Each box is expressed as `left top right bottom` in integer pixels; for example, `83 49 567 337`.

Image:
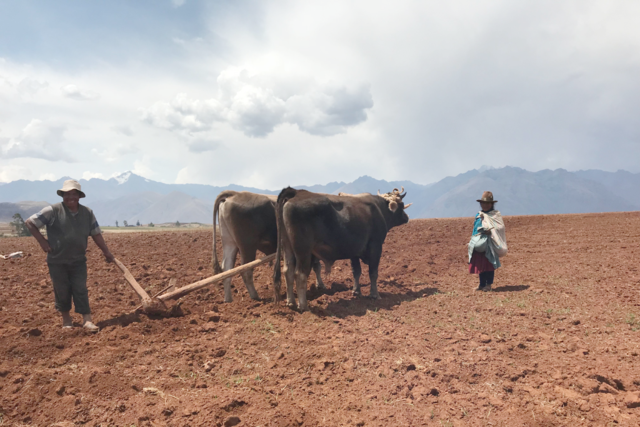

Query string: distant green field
0 223 14 237
101 223 214 233
0 222 214 236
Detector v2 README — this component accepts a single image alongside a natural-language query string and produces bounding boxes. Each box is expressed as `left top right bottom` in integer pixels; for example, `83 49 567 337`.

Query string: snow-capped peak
114 171 132 185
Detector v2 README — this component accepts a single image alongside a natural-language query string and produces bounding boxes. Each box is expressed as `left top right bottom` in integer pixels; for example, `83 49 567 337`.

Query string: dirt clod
143 387 164 396
625 392 640 409
221 399 246 411
224 416 241 427
212 349 226 358
27 328 42 337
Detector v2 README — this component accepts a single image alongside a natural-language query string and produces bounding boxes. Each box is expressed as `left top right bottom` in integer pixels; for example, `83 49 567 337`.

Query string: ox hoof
224 298 233 303
286 301 298 309
352 290 362 297
368 293 381 300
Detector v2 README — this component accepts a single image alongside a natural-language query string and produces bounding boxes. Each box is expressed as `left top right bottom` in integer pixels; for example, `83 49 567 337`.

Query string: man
25 179 115 332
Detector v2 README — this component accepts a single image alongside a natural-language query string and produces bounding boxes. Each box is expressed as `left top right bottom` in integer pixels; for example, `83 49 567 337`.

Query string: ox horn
377 190 382 196
404 203 413 209
400 191 407 199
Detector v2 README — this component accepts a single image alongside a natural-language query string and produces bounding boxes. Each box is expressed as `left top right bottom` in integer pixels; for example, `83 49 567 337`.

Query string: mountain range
1 167 638 225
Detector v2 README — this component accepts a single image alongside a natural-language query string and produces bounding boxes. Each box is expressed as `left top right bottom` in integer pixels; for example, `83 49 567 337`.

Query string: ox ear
388 200 398 212
404 203 413 209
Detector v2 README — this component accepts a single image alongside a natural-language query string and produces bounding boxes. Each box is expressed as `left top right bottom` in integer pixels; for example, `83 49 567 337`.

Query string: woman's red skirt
469 251 495 274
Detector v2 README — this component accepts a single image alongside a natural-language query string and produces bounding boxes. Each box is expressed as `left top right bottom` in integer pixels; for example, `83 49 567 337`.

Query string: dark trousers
479 270 494 288
47 261 91 314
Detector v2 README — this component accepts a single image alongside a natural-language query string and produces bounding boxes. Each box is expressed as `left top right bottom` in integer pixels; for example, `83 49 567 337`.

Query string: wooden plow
113 253 276 315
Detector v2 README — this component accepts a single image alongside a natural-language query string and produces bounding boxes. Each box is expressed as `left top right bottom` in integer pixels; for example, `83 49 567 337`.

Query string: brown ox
213 191 325 303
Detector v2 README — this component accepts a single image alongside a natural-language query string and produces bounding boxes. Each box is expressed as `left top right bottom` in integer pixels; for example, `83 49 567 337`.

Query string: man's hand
39 240 52 253
26 218 51 253
103 250 115 263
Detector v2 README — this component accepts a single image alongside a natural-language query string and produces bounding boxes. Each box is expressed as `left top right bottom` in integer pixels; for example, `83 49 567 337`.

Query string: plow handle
113 258 153 304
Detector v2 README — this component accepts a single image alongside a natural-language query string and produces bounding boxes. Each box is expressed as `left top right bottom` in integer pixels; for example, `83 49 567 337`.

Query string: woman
468 191 507 291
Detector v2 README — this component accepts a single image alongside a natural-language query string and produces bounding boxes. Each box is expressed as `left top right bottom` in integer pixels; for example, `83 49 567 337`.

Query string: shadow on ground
97 312 141 328
311 281 439 318
491 285 530 293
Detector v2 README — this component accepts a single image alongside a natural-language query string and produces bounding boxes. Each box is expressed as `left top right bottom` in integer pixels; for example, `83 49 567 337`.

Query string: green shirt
41 203 97 264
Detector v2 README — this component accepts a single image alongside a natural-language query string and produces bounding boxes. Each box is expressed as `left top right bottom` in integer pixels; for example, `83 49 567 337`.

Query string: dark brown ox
213 191 325 302
273 187 411 311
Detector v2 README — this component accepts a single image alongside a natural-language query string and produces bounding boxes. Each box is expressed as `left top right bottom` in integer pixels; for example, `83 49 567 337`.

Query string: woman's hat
57 179 86 198
476 191 496 203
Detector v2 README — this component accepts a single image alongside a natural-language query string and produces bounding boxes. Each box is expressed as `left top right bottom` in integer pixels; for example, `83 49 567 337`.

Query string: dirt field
1 212 640 426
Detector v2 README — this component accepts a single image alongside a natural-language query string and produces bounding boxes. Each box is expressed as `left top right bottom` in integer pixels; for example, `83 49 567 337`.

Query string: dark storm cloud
375 1 640 182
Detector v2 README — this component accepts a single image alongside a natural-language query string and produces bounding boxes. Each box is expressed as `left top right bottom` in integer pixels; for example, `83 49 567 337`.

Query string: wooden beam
158 253 276 302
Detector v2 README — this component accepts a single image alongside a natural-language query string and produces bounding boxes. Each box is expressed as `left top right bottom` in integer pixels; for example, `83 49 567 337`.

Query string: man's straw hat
57 179 86 198
476 191 497 203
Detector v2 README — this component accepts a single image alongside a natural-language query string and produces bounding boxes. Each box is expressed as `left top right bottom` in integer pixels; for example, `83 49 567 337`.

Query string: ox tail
273 186 297 301
212 190 237 275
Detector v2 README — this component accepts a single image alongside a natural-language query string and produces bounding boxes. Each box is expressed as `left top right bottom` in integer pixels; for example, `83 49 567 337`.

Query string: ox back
213 190 325 303
273 187 410 311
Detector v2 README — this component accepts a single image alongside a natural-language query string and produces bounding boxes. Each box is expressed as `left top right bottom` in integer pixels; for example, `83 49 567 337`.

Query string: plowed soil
1 212 640 426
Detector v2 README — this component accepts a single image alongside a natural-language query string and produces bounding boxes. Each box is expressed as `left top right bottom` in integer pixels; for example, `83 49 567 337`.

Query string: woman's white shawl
482 210 508 257
468 210 508 268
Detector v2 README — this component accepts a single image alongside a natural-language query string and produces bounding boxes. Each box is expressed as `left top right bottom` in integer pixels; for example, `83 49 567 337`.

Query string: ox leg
312 257 326 290
295 258 313 312
239 250 260 300
222 245 239 303
351 258 362 296
282 248 297 308
368 257 381 300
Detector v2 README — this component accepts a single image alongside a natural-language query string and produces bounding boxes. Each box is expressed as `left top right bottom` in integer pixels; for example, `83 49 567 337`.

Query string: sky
1 0 639 189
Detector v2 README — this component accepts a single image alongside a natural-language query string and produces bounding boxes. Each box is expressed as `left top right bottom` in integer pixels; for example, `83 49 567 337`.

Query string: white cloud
0 165 33 182
140 68 373 138
91 143 138 162
285 84 373 136
111 125 134 136
114 144 138 156
140 93 225 133
175 166 193 184
132 157 154 179
61 84 100 101
172 0 186 7
82 171 105 180
39 173 57 181
187 138 220 153
0 119 74 161
17 77 48 96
